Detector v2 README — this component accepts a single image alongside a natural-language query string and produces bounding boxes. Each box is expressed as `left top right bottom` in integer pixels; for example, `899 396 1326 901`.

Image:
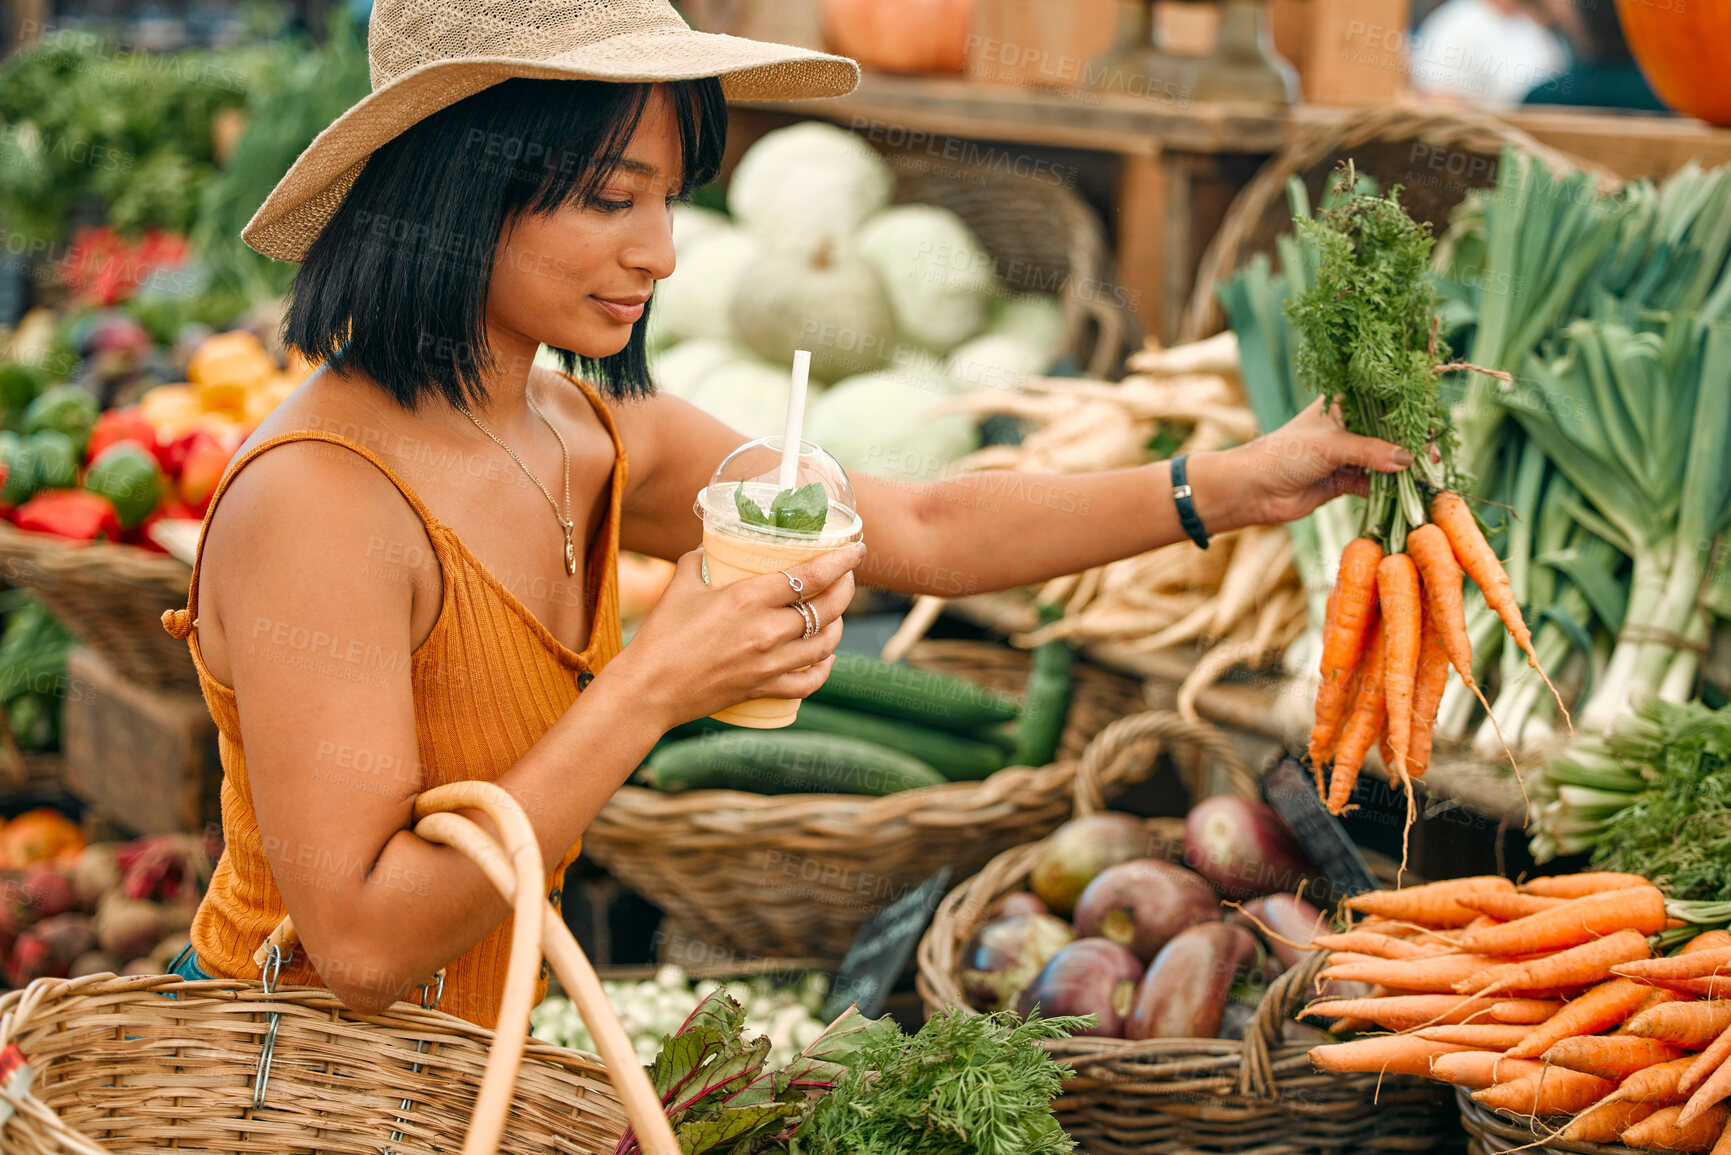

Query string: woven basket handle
256 782 678 1155
1070 710 1256 818
1237 948 1328 1099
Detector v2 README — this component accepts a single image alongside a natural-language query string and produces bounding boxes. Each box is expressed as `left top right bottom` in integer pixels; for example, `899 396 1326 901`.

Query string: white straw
778 350 811 492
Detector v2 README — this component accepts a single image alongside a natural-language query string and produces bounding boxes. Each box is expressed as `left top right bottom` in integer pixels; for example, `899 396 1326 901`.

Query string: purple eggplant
960 913 1075 1012
1029 814 1155 917
1015 938 1144 1037
1072 858 1221 963
1126 922 1259 1040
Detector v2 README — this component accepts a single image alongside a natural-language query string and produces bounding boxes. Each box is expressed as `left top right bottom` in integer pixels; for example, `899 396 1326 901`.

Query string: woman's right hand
614 541 865 729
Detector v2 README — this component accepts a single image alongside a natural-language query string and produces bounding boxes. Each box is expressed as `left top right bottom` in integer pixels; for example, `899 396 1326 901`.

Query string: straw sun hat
241 0 861 262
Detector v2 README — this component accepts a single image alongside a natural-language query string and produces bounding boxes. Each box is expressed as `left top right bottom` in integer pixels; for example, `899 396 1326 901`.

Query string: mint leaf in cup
771 482 828 533
734 483 771 526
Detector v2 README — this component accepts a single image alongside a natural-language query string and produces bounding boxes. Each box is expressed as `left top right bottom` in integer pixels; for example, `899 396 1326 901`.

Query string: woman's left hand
1192 396 1416 530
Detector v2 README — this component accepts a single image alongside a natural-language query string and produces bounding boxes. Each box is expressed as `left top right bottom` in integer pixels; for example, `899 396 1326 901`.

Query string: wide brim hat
242 0 859 262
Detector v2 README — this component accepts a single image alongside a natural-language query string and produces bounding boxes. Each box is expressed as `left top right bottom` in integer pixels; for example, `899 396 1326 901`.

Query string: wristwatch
1170 454 1211 550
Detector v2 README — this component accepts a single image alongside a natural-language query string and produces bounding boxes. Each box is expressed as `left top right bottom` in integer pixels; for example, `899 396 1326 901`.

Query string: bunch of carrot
1307 491 1563 821
1304 872 1731 1154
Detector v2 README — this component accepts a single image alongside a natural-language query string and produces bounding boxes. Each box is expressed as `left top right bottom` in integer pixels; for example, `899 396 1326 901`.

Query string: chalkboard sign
821 867 953 1022
1261 755 1378 906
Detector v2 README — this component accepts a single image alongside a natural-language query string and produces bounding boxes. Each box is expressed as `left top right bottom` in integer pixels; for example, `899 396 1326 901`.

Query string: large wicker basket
916 710 1456 1155
0 525 195 690
579 638 1144 961
1179 105 1607 343
1455 1086 1630 1155
0 781 679 1155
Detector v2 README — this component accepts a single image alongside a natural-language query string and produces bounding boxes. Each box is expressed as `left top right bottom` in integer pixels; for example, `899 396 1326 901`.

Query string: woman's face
487 87 683 362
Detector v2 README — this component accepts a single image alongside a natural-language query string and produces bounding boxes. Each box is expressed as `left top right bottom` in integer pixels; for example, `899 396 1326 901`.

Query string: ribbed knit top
162 374 624 1028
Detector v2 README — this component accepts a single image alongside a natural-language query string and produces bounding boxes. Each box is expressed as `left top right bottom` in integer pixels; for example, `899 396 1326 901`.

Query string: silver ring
792 601 817 640
781 570 805 596
805 601 821 637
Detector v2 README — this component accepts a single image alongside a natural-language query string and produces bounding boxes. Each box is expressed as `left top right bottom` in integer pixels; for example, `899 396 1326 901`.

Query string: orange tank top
162 374 625 1029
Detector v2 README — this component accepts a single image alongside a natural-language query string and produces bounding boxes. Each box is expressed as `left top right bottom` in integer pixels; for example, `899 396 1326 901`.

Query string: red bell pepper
13 490 121 541
86 407 157 465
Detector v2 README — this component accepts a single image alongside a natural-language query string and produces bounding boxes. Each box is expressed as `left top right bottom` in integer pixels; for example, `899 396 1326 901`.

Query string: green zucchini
810 652 1020 733
788 701 1007 782
640 731 945 796
1009 603 1075 768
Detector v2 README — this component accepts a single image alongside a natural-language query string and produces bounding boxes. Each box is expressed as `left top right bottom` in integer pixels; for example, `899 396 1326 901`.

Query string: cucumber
788 701 1007 782
810 651 1021 733
1010 603 1075 768
641 731 946 796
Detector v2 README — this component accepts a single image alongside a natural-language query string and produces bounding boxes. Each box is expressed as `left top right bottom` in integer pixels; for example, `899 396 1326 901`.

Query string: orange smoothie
698 482 862 727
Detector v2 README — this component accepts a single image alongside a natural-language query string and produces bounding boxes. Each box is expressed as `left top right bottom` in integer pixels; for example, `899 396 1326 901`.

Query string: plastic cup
694 436 862 728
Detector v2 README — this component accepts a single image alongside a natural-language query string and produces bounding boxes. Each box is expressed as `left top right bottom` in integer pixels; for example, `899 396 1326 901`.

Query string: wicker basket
0 780 680 1155
888 153 1131 378
916 710 1456 1155
1455 1086 1630 1155
578 638 1144 961
0 525 196 691
1179 106 1608 343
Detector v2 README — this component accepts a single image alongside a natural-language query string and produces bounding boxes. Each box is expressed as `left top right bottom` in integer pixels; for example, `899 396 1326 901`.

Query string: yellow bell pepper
138 384 202 439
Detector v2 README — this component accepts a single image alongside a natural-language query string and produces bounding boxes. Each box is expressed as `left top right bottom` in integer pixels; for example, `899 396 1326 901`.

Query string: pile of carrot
1308 492 1564 821
1304 872 1731 1154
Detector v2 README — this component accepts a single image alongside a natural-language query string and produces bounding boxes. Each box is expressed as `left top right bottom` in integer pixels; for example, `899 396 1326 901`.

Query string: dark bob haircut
284 76 728 410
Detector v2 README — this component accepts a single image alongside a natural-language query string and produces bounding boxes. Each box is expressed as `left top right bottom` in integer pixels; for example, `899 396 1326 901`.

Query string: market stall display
917 710 1454 1155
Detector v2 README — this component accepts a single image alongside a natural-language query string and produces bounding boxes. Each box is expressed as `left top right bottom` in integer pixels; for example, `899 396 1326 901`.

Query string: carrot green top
162 374 626 1028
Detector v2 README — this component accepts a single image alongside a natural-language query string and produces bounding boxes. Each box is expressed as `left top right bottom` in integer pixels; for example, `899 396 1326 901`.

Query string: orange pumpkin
1615 0 1731 126
0 808 85 870
822 0 974 75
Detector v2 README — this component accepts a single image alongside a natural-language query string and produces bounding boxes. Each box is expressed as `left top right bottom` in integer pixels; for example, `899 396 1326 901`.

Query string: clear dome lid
695 436 860 541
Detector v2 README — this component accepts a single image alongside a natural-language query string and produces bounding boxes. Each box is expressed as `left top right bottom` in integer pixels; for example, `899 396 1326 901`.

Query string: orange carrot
1622 1104 1731 1151
1522 872 1654 898
1680 1023 1731 1100
1406 521 1478 696
1563 1101 1661 1144
1329 620 1387 816
1311 537 1384 778
1618 949 1731 983
1630 1004 1731 1051
1685 932 1731 954
1407 600 1451 779
1343 877 1516 929
1416 1024 1535 1049
1473 1070 1618 1115
1308 1036 1478 1077
1507 977 1654 1058
1454 887 1668 955
1378 552 1422 781
1313 932 1452 960
1299 995 1521 1030
1432 489 1568 725
1544 1036 1690 1082
1459 891 1568 921
1430 1051 1546 1089
1617 1058 1705 1106
1712 1115 1731 1155
1679 1042 1731 1128
1326 953 1512 993
1634 978 1731 999
1456 929 1653 997
1492 999 1568 1024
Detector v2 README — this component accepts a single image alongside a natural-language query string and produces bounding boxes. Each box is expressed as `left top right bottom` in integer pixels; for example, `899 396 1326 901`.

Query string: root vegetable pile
1306 872 1731 1154
1287 168 1564 833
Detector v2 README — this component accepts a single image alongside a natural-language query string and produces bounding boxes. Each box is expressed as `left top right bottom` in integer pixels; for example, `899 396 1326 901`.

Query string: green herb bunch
1591 695 1731 902
1286 164 1458 552
735 481 829 534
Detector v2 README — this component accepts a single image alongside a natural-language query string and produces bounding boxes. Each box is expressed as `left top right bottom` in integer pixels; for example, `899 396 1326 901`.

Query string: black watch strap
1170 454 1211 550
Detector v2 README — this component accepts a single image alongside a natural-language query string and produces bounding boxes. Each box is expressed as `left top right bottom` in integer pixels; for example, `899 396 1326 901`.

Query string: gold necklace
455 392 576 576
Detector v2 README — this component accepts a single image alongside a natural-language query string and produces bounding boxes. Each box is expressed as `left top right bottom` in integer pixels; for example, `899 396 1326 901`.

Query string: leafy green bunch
616 989 1090 1155
735 482 829 534
1287 164 1457 551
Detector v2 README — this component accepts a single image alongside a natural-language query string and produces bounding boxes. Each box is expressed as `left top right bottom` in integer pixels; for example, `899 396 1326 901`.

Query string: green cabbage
805 369 978 482
857 205 996 354
727 122 894 252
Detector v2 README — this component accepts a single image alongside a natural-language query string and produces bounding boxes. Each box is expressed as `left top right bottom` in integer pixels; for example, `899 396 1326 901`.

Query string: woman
164 0 1413 1027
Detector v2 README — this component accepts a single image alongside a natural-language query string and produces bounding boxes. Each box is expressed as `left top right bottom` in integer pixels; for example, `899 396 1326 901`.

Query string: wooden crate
966 0 1120 91
60 647 220 837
